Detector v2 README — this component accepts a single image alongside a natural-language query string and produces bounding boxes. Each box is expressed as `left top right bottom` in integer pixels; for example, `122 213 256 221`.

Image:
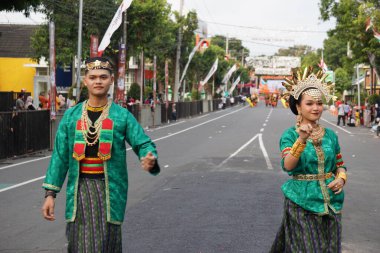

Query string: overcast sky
167 0 336 56
0 0 336 57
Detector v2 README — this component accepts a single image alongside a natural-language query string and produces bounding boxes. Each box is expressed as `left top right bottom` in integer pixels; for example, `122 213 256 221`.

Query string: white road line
0 156 52 170
0 106 248 193
260 128 264 132
218 134 259 167
321 117 352 134
149 120 185 131
0 107 246 171
152 106 247 142
259 134 273 170
0 176 46 193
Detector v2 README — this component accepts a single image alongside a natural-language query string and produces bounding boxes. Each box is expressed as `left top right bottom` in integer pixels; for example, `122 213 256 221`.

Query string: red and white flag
365 17 373 32
200 58 218 86
318 59 328 73
98 0 133 56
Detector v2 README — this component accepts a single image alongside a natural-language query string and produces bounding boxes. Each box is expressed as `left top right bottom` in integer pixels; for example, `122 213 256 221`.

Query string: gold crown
85 60 113 71
282 67 335 102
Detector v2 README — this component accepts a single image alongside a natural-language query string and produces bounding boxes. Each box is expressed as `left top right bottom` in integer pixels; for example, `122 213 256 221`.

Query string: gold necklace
80 100 111 146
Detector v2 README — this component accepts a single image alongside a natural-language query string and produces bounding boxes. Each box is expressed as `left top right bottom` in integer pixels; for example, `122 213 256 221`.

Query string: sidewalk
323 110 378 138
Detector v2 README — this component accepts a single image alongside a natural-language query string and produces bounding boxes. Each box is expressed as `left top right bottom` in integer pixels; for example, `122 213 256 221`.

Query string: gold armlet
337 171 347 184
289 139 306 159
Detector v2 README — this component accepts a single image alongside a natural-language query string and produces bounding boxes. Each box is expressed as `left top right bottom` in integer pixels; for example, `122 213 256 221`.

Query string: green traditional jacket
42 102 159 224
280 126 346 215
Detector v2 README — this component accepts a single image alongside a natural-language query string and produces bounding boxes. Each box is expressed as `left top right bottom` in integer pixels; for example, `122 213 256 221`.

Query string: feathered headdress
282 67 335 103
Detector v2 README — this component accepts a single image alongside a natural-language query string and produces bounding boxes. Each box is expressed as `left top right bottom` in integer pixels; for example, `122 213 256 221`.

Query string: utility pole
356 64 361 109
226 34 229 57
174 0 184 102
241 48 244 66
140 50 144 106
76 0 83 102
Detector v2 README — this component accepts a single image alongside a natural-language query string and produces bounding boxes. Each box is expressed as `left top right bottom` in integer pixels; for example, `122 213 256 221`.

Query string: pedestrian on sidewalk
41 57 160 252
271 67 347 253
337 102 346 126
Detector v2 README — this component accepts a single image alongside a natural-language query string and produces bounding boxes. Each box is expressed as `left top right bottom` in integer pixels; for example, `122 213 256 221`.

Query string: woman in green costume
270 68 347 253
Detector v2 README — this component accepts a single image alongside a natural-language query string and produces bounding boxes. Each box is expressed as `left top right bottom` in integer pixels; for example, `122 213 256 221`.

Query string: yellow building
0 58 36 94
0 25 38 96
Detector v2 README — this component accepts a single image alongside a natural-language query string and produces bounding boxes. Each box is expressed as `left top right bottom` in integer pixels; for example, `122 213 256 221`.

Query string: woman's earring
296 111 303 127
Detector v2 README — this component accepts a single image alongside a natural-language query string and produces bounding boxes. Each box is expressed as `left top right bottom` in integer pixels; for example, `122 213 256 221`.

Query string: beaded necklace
80 100 111 146
296 124 325 146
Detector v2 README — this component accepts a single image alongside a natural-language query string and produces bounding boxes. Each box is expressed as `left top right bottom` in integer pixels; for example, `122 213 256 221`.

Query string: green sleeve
279 128 298 174
42 112 70 192
125 112 159 175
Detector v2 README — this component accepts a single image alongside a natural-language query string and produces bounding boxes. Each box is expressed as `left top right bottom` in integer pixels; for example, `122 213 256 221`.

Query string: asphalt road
0 102 379 253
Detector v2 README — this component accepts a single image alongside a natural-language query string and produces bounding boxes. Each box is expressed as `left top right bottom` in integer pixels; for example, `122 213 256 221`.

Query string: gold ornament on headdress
282 67 335 102
85 60 113 71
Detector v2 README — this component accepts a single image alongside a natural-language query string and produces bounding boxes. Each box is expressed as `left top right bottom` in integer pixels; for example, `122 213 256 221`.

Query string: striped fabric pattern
281 147 292 158
336 153 345 168
66 178 122 252
270 198 342 253
80 158 104 174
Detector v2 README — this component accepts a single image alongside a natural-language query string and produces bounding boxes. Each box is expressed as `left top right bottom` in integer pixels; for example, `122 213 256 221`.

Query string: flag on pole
318 59 328 73
98 0 133 56
229 75 240 94
222 64 237 84
365 17 373 32
365 17 380 43
180 39 206 84
374 30 380 42
200 58 218 86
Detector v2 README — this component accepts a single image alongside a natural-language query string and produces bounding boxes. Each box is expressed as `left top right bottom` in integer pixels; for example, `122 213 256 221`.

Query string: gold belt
293 172 333 181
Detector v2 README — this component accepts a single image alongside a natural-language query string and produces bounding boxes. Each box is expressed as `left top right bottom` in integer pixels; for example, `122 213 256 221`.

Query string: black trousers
337 115 346 126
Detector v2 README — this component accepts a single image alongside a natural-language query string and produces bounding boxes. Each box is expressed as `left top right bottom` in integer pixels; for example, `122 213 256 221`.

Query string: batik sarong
270 198 342 253
66 178 122 253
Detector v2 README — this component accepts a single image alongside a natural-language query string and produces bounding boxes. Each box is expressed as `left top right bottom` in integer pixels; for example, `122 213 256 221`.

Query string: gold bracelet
289 139 306 158
336 171 347 184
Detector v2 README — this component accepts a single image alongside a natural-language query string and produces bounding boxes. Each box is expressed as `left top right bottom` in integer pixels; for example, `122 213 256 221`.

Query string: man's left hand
141 152 156 172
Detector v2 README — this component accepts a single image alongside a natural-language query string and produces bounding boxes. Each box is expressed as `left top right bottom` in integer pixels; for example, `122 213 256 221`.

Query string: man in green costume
41 57 159 252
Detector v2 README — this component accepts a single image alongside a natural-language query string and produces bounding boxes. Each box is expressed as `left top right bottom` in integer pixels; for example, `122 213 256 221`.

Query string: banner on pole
222 64 237 84
153 55 157 108
90 35 99 57
98 0 133 56
200 58 218 86
229 75 241 94
116 43 126 103
165 60 169 105
179 39 206 84
49 21 56 120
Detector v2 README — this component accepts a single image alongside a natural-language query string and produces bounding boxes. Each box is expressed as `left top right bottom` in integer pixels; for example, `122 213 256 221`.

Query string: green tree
127 83 140 100
211 35 250 60
334 68 351 95
319 0 380 77
31 0 119 64
0 0 41 16
301 50 321 70
275 45 314 57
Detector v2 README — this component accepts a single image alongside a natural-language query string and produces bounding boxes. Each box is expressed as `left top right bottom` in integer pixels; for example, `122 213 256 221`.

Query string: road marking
151 106 247 142
260 128 264 132
0 176 46 193
0 106 246 171
218 134 259 167
0 106 248 193
321 117 352 134
0 156 52 171
259 134 273 170
149 120 185 131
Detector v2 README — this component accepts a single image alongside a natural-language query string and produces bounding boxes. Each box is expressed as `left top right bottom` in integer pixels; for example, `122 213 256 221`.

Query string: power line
203 20 328 34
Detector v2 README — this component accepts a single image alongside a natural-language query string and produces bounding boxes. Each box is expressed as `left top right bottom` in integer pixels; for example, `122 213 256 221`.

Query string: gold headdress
85 59 113 72
282 67 335 102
